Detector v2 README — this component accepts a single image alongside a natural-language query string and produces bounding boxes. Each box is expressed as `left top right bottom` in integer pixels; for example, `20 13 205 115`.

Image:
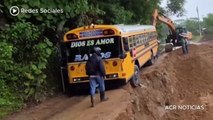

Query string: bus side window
133 36 137 46
142 34 146 44
129 37 133 49
151 32 153 40
145 34 148 42
149 33 151 41
123 37 130 51
139 34 142 44
141 34 144 44
148 33 150 40
136 35 140 45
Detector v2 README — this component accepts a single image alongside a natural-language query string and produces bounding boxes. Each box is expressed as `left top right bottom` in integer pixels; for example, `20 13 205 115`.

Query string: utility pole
196 6 202 37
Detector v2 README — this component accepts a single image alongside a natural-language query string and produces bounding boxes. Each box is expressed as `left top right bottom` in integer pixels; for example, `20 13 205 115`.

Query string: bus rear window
65 36 122 62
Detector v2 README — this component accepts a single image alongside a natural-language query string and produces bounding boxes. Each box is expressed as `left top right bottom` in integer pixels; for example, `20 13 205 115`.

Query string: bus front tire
130 65 140 87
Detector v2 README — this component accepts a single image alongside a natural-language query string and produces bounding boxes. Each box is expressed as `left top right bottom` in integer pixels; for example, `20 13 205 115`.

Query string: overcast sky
161 0 213 20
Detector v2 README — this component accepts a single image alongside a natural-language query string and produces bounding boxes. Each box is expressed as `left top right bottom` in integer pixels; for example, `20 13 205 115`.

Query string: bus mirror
119 53 127 59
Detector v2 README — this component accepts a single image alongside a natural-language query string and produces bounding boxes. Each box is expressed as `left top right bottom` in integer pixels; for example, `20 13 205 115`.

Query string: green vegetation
166 0 185 16
184 20 200 35
0 22 54 118
0 0 186 118
192 35 203 42
203 14 213 34
177 13 213 37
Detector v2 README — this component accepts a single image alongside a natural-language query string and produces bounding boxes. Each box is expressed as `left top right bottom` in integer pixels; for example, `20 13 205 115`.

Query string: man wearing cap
179 33 189 54
85 47 109 107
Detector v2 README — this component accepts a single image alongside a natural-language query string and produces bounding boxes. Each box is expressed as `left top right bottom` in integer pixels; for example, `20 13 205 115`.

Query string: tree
120 0 160 24
183 20 200 35
165 0 185 16
203 14 213 26
203 13 213 34
89 0 133 24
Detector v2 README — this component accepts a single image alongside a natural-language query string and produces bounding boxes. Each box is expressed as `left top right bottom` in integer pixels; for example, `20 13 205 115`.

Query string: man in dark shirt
86 47 109 107
180 33 189 54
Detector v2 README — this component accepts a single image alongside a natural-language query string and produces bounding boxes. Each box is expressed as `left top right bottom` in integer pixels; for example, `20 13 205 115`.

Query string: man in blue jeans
86 47 109 107
180 34 189 54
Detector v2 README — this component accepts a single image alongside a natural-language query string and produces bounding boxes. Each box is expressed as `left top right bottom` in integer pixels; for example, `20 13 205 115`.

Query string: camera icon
9 6 20 16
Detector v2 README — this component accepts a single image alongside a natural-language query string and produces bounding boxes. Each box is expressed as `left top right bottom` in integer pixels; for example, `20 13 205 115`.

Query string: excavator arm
152 9 176 36
152 9 192 48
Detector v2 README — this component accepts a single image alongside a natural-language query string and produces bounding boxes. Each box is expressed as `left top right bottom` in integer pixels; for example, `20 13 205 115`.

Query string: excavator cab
176 27 187 33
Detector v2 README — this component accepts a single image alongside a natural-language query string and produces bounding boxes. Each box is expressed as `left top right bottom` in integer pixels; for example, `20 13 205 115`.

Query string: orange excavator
152 9 192 52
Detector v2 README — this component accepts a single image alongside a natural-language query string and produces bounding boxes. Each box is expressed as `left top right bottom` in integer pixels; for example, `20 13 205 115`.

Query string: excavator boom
152 9 176 35
152 9 192 45
156 16 176 35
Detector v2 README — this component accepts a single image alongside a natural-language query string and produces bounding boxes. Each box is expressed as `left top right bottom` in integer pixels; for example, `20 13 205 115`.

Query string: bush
0 41 23 118
205 26 213 34
0 22 54 111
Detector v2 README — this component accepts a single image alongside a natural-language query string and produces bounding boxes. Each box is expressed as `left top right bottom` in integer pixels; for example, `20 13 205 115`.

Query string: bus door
120 37 135 81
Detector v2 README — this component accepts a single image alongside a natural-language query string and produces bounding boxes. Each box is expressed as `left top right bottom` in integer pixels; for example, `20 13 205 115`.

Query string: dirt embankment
4 38 213 120
117 41 213 120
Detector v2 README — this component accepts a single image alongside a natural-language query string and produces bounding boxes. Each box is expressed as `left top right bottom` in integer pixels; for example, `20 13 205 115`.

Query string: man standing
180 33 189 54
86 47 109 107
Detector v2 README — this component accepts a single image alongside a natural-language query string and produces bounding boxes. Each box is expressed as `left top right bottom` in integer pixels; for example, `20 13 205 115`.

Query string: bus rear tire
130 65 140 87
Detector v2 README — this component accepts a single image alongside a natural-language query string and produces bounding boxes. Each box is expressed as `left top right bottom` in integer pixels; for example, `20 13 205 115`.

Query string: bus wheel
165 43 173 52
130 65 140 87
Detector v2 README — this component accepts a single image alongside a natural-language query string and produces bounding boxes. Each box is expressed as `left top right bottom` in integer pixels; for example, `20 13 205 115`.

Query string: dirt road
5 89 132 120
4 36 213 120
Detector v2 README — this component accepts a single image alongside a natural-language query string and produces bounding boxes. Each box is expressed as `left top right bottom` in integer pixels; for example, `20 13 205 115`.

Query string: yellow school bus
60 24 158 91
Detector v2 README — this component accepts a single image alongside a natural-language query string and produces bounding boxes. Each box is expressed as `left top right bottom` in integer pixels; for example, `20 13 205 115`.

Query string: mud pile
117 43 213 120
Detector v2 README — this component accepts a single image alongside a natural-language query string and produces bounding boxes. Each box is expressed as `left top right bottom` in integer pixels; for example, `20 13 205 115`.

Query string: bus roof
114 24 156 34
64 24 156 41
68 24 156 34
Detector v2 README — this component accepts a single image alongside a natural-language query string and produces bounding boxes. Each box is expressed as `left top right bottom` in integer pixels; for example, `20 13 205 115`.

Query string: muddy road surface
4 37 213 120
